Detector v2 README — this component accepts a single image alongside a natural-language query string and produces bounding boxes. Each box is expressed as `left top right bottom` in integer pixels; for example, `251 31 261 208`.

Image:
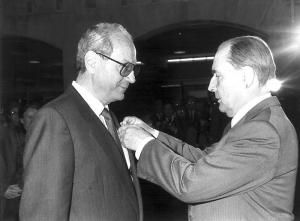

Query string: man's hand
121 116 157 137
4 184 22 199
118 125 153 151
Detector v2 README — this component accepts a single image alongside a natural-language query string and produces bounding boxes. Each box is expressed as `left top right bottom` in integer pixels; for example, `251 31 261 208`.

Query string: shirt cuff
151 129 159 138
135 136 155 159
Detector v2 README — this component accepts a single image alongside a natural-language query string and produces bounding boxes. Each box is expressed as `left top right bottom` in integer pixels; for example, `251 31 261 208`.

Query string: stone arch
134 20 267 42
134 19 268 86
117 20 269 116
1 35 63 105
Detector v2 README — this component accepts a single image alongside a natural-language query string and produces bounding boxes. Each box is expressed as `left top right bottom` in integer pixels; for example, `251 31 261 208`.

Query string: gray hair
76 23 133 74
220 36 276 86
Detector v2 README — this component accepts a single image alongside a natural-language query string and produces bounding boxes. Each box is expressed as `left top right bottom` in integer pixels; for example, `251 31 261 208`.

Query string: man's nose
125 71 136 84
208 76 217 92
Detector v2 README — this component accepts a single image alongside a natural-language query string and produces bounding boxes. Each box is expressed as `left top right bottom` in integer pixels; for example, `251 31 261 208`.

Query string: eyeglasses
95 51 140 77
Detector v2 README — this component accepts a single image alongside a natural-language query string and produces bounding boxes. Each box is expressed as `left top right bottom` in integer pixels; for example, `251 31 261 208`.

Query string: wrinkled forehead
215 44 231 61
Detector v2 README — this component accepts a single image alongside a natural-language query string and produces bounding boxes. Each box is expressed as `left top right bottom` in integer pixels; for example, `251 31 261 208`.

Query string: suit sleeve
156 131 206 162
20 107 74 221
137 121 280 203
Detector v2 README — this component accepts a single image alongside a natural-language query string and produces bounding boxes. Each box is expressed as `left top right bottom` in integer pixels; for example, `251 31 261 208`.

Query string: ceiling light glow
173 50 186 55
167 56 214 63
266 78 282 92
29 60 40 64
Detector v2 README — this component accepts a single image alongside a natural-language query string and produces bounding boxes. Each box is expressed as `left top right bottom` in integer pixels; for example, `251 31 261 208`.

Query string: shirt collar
72 81 107 116
231 93 271 128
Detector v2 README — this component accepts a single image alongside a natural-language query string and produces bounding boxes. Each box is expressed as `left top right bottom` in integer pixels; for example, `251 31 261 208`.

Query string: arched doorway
1 36 63 107
113 21 266 118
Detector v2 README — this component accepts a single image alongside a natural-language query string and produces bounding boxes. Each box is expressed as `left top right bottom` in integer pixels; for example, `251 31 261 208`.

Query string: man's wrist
135 137 155 159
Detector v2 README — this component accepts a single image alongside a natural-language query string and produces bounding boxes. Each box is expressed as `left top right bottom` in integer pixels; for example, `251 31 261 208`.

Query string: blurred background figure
183 96 198 146
160 102 183 139
151 99 164 130
1 122 10 221
0 107 7 128
194 99 210 149
20 103 39 132
0 101 24 221
1 102 39 221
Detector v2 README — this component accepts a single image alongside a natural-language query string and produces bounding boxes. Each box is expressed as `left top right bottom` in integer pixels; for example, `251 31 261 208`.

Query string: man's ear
84 51 99 74
242 66 256 88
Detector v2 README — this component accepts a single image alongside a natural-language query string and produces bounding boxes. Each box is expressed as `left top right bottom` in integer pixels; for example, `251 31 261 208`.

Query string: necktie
101 108 118 143
101 108 131 169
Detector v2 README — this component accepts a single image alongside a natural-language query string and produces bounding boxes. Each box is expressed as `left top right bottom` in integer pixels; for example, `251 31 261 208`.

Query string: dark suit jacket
20 86 143 221
137 96 298 221
0 125 9 219
0 123 24 220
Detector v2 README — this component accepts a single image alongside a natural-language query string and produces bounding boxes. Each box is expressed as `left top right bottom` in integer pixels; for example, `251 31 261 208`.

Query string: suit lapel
66 86 139 215
110 111 130 167
90 114 128 174
128 150 143 221
67 86 128 171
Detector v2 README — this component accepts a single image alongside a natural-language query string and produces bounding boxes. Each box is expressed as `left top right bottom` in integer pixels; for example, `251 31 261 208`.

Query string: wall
0 0 3 106
1 0 297 87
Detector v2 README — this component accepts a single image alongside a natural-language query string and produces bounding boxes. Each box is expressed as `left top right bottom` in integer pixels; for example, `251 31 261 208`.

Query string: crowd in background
140 96 229 149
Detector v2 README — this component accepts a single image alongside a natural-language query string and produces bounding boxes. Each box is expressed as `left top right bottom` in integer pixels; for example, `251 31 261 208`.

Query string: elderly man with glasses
20 23 143 221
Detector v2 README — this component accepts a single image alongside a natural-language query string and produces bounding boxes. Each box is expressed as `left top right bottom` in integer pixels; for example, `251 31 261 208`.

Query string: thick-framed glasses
95 51 140 77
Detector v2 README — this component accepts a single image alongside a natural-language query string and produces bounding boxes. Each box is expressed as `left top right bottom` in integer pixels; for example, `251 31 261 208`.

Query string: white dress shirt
72 81 131 168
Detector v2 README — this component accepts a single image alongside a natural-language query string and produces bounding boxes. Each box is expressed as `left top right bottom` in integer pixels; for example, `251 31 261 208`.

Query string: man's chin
219 105 227 114
113 93 125 102
119 92 125 100
219 106 233 117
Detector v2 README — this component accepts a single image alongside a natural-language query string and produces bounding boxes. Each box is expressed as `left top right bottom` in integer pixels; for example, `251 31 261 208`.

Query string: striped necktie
101 108 118 142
